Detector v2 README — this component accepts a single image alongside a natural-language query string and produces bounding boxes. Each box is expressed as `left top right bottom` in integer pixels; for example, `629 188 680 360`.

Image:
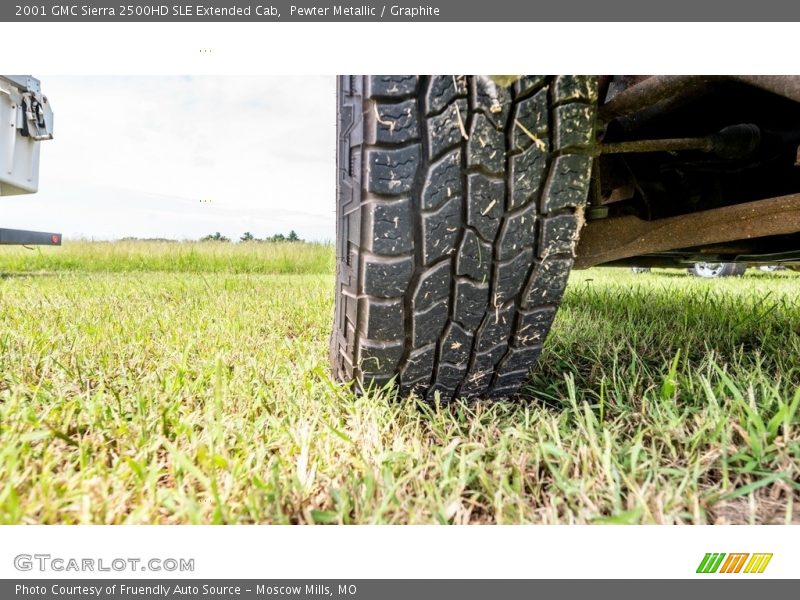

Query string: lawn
0 241 798 524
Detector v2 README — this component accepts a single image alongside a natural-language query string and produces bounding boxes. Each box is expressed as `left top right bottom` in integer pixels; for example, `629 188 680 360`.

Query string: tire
688 262 747 278
330 75 597 400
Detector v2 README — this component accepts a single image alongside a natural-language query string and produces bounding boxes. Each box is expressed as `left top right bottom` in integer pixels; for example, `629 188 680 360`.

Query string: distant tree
287 230 300 242
201 232 230 242
271 233 286 242
240 231 255 242
120 237 177 243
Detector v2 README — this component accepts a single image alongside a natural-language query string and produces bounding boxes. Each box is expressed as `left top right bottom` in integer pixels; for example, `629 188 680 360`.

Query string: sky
1 76 337 241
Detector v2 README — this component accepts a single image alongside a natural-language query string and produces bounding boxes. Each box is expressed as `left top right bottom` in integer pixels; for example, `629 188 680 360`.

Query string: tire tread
331 75 596 400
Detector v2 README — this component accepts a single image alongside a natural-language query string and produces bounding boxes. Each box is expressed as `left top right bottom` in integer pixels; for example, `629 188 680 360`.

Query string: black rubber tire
330 75 597 400
688 262 747 278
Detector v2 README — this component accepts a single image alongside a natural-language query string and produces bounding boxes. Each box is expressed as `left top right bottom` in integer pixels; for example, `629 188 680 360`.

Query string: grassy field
0 240 333 274
0 241 798 524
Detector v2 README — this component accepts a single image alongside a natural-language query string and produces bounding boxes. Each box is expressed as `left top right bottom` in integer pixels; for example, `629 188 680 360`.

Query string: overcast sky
2 76 336 241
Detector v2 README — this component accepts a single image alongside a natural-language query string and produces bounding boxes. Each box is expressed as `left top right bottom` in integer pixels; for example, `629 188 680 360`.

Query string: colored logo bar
696 553 773 574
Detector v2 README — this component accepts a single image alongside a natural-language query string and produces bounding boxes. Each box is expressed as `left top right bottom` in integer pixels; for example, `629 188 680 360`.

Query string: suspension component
598 124 761 159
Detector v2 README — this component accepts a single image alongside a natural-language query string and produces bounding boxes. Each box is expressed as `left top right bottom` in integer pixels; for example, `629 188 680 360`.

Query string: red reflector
51 234 60 244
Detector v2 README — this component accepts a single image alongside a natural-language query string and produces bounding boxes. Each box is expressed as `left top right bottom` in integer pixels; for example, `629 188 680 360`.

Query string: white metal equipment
0 75 54 196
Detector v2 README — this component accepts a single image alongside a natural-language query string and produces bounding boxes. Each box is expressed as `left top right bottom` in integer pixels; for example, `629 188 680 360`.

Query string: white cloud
1 76 337 241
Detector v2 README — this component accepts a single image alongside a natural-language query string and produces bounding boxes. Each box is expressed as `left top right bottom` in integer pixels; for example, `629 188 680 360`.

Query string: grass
0 240 333 274
0 241 798 524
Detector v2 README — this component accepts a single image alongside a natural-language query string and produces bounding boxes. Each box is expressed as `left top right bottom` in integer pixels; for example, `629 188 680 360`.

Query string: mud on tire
330 75 597 400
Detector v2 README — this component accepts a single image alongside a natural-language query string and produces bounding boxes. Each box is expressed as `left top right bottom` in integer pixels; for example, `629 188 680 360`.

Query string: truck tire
330 75 597 400
688 262 747 278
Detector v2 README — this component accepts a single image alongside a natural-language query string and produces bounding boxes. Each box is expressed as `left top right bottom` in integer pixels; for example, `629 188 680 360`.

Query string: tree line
201 230 302 243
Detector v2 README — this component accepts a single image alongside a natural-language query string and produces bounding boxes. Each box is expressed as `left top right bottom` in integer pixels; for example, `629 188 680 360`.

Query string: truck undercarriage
579 75 800 269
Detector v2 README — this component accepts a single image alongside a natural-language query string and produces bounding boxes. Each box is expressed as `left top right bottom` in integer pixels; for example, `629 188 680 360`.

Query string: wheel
688 262 747 277
330 75 597 400
630 267 651 274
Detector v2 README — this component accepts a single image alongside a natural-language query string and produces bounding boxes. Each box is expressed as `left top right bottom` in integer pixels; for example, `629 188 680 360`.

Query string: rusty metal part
599 75 800 125
601 75 651 104
598 124 761 159
574 193 800 269
600 76 719 123
599 136 714 155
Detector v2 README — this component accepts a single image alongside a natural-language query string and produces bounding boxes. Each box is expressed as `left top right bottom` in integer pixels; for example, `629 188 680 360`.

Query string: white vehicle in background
631 263 745 277
0 75 60 246
631 263 783 277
